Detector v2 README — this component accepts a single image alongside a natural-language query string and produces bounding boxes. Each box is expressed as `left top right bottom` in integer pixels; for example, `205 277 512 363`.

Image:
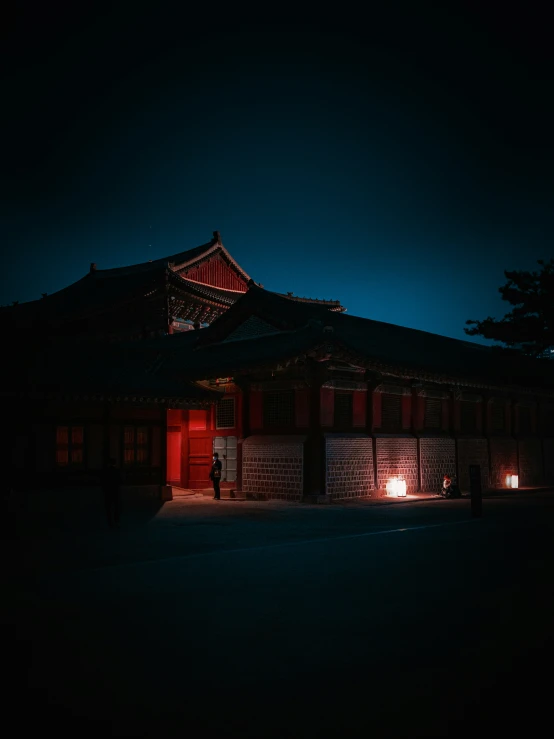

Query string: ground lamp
386 477 407 497
505 474 519 489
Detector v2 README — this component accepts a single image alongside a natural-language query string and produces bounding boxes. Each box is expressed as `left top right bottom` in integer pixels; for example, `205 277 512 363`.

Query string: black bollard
469 464 482 518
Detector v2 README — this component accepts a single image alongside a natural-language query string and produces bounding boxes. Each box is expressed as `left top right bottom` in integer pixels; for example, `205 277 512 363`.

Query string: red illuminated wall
181 256 247 291
168 393 243 489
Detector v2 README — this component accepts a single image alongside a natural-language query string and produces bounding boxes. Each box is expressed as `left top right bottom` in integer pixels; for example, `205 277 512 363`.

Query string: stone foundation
242 435 305 500
325 434 374 500
419 437 456 493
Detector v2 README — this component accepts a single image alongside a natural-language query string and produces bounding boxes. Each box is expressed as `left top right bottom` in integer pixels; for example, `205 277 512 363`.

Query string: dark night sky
2 4 553 343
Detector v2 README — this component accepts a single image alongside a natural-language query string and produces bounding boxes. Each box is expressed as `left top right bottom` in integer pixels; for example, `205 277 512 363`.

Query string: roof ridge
335 310 494 349
93 239 217 275
246 285 498 352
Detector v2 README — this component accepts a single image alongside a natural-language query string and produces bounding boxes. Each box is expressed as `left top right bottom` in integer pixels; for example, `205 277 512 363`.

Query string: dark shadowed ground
3 491 554 737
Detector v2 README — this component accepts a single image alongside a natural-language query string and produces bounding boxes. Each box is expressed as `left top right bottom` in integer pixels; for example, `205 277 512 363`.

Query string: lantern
386 477 407 497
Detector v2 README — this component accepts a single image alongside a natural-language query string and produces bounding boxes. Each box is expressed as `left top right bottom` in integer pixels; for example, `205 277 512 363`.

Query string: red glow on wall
189 410 207 431
167 428 182 483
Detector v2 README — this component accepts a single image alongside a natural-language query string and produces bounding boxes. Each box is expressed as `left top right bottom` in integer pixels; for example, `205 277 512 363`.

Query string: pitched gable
175 252 249 292
195 285 328 347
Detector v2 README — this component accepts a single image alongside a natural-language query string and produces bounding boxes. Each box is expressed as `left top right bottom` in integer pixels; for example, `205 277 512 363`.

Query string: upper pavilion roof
0 231 345 330
92 231 252 283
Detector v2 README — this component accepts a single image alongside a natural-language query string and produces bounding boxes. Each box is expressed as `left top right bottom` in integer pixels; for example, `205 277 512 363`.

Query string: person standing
209 452 222 500
102 458 122 528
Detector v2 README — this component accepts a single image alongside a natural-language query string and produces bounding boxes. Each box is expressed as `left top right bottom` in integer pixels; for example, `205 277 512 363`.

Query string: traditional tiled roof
275 292 345 311
0 265 243 335
0 266 165 328
0 233 347 336
163 286 554 394
0 233 248 328
1 336 220 407
90 231 251 283
166 322 327 378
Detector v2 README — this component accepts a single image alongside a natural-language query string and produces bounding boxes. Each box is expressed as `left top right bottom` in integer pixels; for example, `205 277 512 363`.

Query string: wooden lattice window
460 402 477 433
216 397 236 429
334 392 353 427
123 425 150 465
491 402 505 431
381 394 402 431
424 398 441 429
56 425 84 466
518 406 532 435
263 391 294 427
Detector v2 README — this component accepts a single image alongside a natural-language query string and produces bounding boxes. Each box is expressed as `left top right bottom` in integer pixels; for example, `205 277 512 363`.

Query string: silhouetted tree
465 259 554 357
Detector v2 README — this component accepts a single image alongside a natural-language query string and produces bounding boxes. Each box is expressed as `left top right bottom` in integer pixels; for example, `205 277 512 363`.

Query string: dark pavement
4 492 554 737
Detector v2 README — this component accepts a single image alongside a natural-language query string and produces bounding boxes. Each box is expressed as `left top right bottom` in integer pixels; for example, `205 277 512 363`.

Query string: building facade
160 286 554 500
3 233 554 499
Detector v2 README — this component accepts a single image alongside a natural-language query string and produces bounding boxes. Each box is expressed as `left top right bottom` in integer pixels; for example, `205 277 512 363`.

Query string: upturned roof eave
168 271 242 307
325 340 554 397
177 332 554 397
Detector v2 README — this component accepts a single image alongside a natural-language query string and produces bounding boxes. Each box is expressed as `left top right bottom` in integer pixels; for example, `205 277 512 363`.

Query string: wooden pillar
160 407 167 486
453 394 461 433
412 388 425 433
401 392 411 430
441 397 450 432
102 401 110 468
475 399 483 435
504 398 519 440
242 383 251 438
249 388 263 432
365 378 381 494
366 383 374 433
531 401 538 435
233 381 250 493
304 362 325 500
372 391 382 431
181 409 190 488
484 397 492 436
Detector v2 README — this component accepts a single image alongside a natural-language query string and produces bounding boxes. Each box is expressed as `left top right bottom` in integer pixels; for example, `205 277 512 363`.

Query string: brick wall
419 438 456 493
325 434 374 500
518 438 543 486
457 438 489 492
489 437 518 488
376 437 418 494
242 435 304 500
543 439 554 483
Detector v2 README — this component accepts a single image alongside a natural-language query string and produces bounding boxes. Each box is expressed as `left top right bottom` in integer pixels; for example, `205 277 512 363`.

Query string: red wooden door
167 430 182 485
188 437 212 488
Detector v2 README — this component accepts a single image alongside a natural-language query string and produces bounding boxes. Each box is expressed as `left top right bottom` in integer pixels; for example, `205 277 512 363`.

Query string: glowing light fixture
506 474 519 489
386 477 407 497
